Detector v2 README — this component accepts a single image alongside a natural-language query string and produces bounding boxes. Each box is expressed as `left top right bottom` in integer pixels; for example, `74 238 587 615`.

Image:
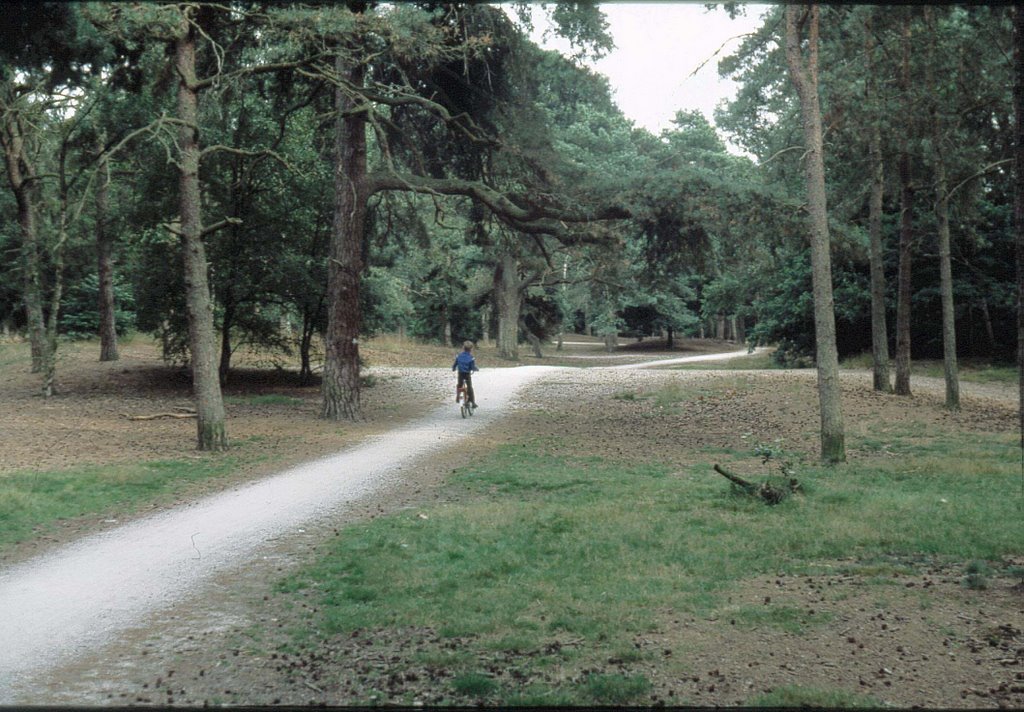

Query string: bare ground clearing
1 336 1022 707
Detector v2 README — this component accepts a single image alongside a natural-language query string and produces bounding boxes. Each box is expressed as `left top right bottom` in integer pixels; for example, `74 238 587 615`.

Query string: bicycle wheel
460 403 469 418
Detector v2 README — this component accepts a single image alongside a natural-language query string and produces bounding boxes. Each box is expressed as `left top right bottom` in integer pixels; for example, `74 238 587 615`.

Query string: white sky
526 3 770 137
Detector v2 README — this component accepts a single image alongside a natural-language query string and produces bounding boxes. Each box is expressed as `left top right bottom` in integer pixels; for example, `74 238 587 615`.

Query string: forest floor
1 335 1022 708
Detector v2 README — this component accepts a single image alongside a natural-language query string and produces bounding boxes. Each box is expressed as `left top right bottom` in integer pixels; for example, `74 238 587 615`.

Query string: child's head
463 340 474 352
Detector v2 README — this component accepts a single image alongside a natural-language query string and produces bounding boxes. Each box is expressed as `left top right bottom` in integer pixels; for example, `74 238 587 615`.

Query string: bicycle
456 384 474 418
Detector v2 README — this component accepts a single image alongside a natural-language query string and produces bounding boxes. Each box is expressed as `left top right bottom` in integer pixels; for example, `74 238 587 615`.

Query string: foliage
59 273 136 338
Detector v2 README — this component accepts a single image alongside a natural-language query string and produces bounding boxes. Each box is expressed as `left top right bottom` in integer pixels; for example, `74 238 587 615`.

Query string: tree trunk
979 298 996 351
523 321 544 358
300 311 315 387
864 15 890 393
894 14 914 397
176 17 227 450
924 7 960 411
785 4 845 464
480 304 491 347
666 326 674 349
734 315 745 345
1014 4 1024 463
42 140 74 399
933 153 960 409
95 138 119 362
603 331 618 352
494 251 520 360
0 111 46 373
716 313 726 340
321 52 367 420
443 305 453 348
218 295 234 386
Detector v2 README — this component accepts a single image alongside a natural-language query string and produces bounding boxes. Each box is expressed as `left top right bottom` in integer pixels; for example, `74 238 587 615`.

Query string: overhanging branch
365 170 630 241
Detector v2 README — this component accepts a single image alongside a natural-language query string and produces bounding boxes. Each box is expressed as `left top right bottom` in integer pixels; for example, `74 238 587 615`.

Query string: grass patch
748 684 883 708
450 672 499 698
277 427 1022 702
726 604 831 634
611 390 645 401
0 457 237 551
580 673 651 704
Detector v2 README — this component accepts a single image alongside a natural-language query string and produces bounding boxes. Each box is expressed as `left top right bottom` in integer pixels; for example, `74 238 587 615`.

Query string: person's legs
457 371 468 402
465 373 476 407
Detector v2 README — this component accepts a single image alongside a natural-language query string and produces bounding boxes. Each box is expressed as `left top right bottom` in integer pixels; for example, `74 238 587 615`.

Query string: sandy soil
1 337 1021 707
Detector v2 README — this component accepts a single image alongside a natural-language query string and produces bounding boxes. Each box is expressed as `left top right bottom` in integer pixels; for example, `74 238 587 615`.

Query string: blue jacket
452 351 479 373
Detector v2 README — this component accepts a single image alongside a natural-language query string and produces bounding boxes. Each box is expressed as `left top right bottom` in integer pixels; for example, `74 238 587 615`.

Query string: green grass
725 604 833 634
0 457 237 550
277 427 1022 703
747 684 883 708
581 673 652 704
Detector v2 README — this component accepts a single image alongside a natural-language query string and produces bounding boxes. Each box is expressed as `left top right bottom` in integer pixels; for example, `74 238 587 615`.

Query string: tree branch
945 158 1012 201
201 217 243 237
366 170 629 240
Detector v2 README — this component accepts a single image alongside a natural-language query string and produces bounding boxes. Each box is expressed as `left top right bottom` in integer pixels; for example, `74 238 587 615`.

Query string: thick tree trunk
785 4 845 464
864 15 890 393
1 113 46 372
734 315 745 345
894 15 914 397
95 140 119 362
494 251 520 360
322 53 367 420
176 19 227 450
666 326 674 349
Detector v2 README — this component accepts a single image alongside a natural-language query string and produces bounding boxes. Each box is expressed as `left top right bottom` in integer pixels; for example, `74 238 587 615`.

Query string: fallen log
713 463 758 493
713 463 800 505
121 412 198 421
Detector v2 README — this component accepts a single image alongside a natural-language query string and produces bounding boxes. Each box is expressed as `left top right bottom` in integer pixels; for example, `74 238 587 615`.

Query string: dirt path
1 350 761 703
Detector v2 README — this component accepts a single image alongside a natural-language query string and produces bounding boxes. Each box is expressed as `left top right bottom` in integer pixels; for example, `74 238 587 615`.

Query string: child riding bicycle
452 340 479 409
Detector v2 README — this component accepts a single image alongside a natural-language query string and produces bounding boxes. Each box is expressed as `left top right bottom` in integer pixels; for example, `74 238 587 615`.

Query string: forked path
0 351 750 699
